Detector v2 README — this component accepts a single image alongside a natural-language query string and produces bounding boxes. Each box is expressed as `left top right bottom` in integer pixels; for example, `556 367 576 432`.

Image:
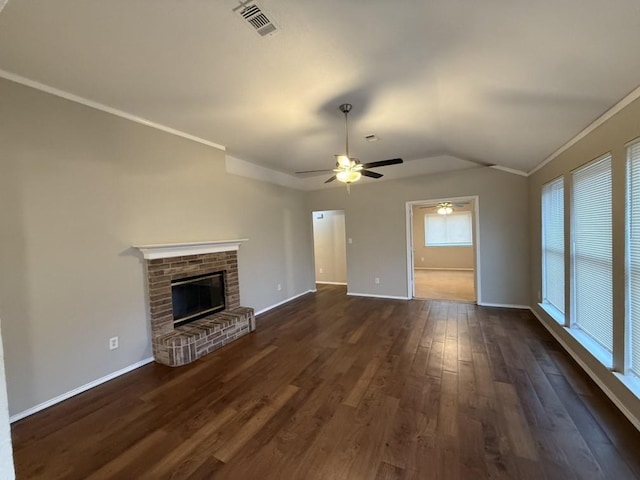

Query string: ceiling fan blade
362 158 403 169
324 175 337 184
295 169 333 174
361 170 383 179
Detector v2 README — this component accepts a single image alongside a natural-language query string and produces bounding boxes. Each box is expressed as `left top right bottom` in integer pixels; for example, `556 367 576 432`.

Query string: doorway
406 197 479 302
312 210 347 286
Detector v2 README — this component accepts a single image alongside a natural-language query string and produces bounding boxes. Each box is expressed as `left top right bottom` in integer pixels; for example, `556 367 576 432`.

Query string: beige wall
412 204 474 270
0 78 315 416
307 167 529 305
313 210 347 284
0 319 14 479
529 95 640 427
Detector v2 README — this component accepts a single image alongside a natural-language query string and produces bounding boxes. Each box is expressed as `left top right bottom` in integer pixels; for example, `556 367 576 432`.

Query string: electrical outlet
277 283 282 291
319 267 323 274
421 257 424 262
109 336 119 350
375 277 380 284
348 238 353 244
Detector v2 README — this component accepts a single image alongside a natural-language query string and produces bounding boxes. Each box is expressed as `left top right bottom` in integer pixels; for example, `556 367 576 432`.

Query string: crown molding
529 83 640 176
490 165 528 177
0 68 226 151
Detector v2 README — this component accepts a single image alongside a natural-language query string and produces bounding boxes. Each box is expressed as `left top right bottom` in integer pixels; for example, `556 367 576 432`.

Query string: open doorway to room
406 197 479 302
312 210 347 287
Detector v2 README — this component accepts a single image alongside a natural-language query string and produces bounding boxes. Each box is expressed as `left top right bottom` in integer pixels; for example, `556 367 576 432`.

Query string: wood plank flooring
11 284 640 479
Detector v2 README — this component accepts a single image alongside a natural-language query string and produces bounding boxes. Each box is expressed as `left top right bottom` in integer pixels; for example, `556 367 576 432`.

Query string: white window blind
572 155 613 353
542 177 565 315
425 212 472 246
627 140 640 377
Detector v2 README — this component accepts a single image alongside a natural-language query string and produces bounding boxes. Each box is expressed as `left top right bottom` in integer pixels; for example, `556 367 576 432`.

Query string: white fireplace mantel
133 239 248 260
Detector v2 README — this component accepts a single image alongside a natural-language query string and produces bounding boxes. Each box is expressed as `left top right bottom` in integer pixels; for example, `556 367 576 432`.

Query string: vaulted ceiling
1 0 640 186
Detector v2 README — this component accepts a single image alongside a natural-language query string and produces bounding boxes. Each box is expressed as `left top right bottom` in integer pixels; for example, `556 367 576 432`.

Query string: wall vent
233 1 278 37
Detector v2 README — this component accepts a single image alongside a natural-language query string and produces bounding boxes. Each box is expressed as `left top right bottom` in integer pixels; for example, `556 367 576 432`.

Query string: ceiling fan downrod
339 103 352 162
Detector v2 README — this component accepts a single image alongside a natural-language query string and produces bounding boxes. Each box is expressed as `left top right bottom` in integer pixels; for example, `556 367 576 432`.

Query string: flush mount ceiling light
437 202 454 215
295 104 403 192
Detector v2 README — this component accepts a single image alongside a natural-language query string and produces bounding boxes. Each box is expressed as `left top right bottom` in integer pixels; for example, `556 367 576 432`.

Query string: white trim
133 239 247 260
490 165 529 177
315 281 348 285
530 307 640 432
255 289 315 316
625 136 640 148
614 372 640 403
347 292 410 300
539 302 565 325
406 196 481 302
0 69 226 152
478 302 529 309
529 83 640 176
9 357 154 423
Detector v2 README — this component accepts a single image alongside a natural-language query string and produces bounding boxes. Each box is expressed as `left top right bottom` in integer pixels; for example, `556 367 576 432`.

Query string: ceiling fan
419 201 470 215
296 103 403 188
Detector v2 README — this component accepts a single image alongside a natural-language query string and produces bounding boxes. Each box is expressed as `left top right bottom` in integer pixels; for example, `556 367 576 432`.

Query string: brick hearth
143 250 255 367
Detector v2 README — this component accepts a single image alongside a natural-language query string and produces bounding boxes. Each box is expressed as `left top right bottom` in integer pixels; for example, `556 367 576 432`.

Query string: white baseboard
9 289 317 423
347 292 410 300
255 289 315 316
315 281 348 285
529 307 640 433
10 357 154 423
478 302 530 309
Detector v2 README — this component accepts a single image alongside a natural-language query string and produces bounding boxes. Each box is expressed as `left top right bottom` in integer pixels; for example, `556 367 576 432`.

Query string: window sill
537 303 613 369
539 302 565 325
613 372 640 400
566 327 613 369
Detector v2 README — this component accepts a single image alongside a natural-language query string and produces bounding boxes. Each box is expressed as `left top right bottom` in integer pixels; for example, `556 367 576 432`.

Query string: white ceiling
1 0 640 187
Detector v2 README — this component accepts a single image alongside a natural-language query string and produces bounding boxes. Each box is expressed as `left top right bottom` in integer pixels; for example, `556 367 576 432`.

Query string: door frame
311 209 348 287
405 195 481 302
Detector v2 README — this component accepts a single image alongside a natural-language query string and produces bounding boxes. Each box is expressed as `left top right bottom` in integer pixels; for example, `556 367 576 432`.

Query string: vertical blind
572 155 613 353
542 177 565 315
628 140 640 377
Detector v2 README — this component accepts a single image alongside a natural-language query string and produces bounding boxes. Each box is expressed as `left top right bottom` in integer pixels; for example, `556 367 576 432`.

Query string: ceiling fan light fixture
336 170 361 183
337 155 351 168
437 203 453 215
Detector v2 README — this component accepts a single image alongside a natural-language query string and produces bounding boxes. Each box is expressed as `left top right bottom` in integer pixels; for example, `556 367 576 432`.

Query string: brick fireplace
135 240 255 367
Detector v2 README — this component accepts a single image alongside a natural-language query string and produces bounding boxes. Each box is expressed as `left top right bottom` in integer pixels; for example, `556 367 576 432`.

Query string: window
627 140 640 378
424 211 472 246
572 155 613 356
541 177 565 317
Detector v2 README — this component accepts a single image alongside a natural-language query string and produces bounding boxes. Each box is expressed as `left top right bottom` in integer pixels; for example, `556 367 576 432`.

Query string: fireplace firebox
171 271 225 327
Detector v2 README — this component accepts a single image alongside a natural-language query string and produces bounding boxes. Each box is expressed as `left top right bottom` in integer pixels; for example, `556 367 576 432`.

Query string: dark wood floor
11 285 640 479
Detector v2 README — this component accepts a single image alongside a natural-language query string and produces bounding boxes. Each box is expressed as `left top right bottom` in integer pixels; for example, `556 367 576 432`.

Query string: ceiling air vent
233 1 278 37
